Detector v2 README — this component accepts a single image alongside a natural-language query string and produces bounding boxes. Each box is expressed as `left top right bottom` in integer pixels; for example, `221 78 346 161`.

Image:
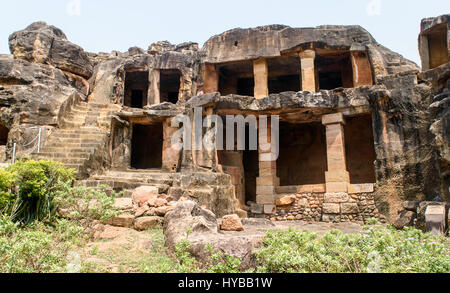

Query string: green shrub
255 225 450 273
0 215 85 273
1 160 76 225
54 184 121 226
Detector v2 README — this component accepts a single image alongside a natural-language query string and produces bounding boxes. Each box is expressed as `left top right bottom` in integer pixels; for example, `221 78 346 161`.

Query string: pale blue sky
1 0 448 65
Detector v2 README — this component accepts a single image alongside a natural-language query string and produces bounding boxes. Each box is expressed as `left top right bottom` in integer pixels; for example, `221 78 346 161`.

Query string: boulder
393 210 416 229
402 201 420 212
220 214 244 231
105 214 135 228
275 195 296 206
132 186 159 207
113 198 133 211
8 22 93 78
163 201 265 269
134 217 163 231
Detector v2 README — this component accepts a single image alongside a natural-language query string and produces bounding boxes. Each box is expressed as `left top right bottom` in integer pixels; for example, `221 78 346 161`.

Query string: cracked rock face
8 22 93 79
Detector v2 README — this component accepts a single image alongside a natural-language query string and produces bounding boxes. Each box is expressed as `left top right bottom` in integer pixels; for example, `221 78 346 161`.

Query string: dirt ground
74 220 365 273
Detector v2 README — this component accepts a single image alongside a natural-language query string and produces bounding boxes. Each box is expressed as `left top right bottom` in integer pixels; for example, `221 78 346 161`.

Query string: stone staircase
32 101 118 178
75 170 179 197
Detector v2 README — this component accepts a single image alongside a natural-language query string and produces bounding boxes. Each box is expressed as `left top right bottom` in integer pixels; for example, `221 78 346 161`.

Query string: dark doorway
160 69 181 104
243 124 259 203
319 71 343 90
131 124 163 169
316 52 353 90
268 56 301 94
124 71 148 108
218 60 255 96
277 122 327 186
130 90 144 108
0 124 8 145
344 114 377 184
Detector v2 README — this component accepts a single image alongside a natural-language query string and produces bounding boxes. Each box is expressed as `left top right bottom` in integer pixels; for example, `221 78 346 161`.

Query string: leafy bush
55 184 121 226
1 160 76 225
0 215 85 273
255 225 450 273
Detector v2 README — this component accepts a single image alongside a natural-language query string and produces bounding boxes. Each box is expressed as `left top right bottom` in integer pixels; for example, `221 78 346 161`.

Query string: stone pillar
255 117 279 215
203 63 219 94
419 34 430 71
350 51 373 87
253 58 269 99
299 50 316 92
149 69 160 105
162 118 181 173
322 113 349 193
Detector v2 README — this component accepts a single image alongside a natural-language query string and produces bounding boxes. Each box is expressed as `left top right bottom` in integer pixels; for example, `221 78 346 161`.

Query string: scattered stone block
105 214 135 228
393 210 416 229
276 195 296 206
264 204 276 215
134 216 163 231
113 198 133 211
402 201 420 212
132 186 159 207
425 205 446 235
220 214 244 231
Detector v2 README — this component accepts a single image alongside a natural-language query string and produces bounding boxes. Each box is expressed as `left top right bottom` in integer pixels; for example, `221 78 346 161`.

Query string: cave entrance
268 56 301 94
131 123 163 170
160 69 181 104
124 71 149 108
316 52 353 90
344 114 377 184
217 121 258 206
0 124 9 146
277 122 327 186
218 60 255 96
426 23 449 69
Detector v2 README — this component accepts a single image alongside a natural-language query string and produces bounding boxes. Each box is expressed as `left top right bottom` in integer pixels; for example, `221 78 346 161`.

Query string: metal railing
12 128 42 164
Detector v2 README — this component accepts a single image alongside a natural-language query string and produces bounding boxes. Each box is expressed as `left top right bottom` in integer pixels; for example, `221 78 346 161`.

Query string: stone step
44 142 102 148
91 175 173 186
42 147 96 154
45 137 102 144
34 152 91 159
75 180 169 194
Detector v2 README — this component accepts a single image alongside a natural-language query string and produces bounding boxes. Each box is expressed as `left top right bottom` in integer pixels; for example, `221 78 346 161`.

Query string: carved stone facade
1 15 449 224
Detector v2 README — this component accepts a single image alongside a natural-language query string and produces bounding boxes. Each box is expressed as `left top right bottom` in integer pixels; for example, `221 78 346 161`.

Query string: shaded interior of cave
243 124 259 204
277 122 327 185
426 23 449 69
0 124 9 145
218 61 255 96
344 114 377 184
316 51 353 90
124 71 148 108
268 56 301 94
160 69 181 104
131 123 163 169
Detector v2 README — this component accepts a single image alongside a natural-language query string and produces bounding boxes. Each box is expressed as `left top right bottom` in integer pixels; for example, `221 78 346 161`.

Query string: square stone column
253 58 269 99
148 69 160 105
350 51 373 87
203 63 219 94
299 50 316 92
255 118 279 215
322 113 349 193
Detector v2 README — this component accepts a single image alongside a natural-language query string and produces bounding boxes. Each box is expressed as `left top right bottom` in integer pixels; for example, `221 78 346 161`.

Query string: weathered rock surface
9 22 93 79
220 214 244 231
134 216 163 231
131 186 159 206
393 210 416 229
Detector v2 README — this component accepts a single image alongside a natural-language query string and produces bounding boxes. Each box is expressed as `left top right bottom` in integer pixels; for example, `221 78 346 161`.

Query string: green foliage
0 160 76 225
0 215 86 273
206 250 242 273
255 225 450 273
54 184 121 226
